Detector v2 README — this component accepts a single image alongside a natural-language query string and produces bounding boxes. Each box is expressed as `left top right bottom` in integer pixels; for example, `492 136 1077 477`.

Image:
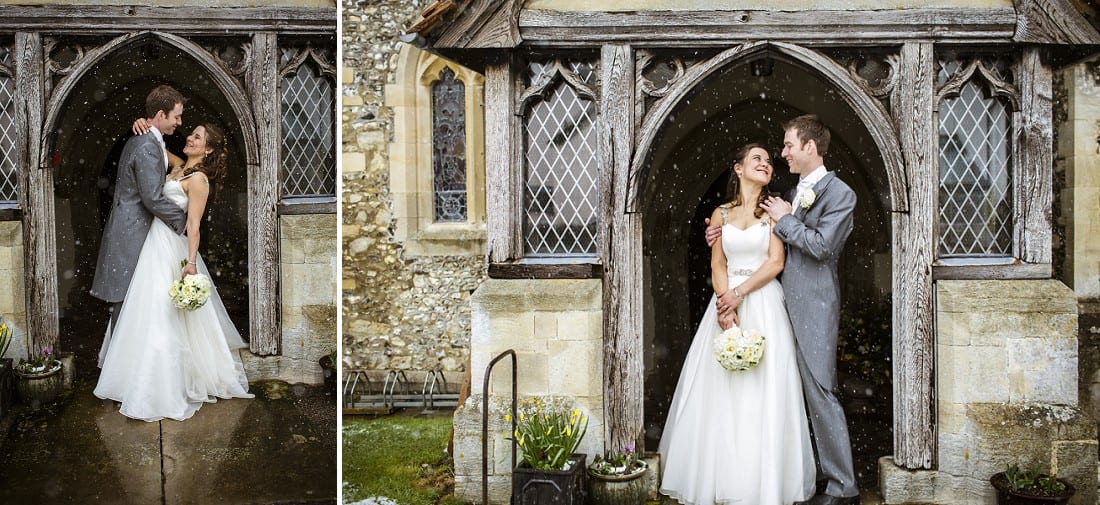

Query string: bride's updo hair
725 142 769 219
182 123 228 184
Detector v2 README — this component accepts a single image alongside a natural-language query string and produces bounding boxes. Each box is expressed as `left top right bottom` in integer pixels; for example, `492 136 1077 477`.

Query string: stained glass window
431 67 467 222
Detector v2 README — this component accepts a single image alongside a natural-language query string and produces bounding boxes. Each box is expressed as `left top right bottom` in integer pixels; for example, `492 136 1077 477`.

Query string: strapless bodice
721 218 771 276
164 178 188 209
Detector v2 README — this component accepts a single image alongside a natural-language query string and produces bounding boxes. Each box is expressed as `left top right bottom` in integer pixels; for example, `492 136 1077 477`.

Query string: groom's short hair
145 85 186 119
784 114 830 156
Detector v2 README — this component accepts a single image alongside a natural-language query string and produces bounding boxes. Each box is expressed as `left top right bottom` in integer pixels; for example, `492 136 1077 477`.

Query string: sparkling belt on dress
729 268 754 276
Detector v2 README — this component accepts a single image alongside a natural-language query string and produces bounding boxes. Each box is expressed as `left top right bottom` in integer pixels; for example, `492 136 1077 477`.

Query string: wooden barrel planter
14 360 64 408
587 461 648 505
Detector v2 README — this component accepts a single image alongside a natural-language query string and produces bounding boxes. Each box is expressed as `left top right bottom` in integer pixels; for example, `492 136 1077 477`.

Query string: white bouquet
713 325 766 371
169 273 213 311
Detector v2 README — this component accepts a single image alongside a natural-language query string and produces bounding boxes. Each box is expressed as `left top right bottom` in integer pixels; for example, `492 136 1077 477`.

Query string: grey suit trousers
795 345 859 497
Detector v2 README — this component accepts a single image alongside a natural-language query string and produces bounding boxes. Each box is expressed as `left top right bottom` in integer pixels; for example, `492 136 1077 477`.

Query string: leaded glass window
522 59 599 257
936 55 1014 258
0 44 16 204
431 67 467 223
279 44 336 199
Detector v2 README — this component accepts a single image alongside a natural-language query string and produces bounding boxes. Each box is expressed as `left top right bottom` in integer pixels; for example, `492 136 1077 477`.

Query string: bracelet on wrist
732 287 745 299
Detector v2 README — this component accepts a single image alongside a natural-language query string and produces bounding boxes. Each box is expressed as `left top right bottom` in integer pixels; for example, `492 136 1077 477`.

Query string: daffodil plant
507 396 589 471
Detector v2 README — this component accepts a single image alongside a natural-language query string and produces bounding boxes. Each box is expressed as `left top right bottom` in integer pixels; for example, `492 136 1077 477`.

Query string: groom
90 84 188 333
710 115 859 505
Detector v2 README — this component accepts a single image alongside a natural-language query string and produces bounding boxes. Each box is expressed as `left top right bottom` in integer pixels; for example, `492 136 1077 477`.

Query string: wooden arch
628 41 907 214
39 31 259 167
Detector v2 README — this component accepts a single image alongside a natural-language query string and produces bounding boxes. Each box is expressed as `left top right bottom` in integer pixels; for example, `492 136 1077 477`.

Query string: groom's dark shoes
795 493 859 505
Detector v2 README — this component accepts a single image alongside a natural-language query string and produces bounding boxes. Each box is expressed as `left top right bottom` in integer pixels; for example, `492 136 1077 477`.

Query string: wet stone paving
0 378 337 505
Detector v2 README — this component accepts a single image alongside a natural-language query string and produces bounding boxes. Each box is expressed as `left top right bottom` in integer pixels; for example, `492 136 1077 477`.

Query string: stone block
342 152 366 173
938 344 1007 404
547 339 603 397
967 311 1023 343
281 263 337 306
931 472 989 504
938 280 1078 315
556 311 594 341
878 456 935 504
936 310 970 346
533 312 557 341
1052 440 1099 505
937 432 977 476
937 402 973 438
484 314 539 352
343 94 364 107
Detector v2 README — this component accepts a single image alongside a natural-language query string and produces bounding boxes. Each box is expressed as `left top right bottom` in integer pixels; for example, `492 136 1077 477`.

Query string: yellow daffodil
505 414 511 422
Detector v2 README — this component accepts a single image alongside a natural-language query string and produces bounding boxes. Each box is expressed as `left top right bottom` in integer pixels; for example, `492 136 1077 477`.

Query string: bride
94 121 253 422
658 143 815 504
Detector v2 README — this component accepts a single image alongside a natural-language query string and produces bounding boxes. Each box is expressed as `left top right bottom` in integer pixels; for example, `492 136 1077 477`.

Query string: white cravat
793 165 828 210
149 126 169 169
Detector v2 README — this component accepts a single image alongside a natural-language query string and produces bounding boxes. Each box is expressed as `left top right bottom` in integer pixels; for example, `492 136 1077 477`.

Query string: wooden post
15 32 59 354
1015 47 1052 265
484 54 520 263
890 41 936 469
598 44 642 452
246 32 281 355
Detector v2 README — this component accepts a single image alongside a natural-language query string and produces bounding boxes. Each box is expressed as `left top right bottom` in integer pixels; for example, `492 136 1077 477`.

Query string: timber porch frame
1 5 336 357
408 0 1100 470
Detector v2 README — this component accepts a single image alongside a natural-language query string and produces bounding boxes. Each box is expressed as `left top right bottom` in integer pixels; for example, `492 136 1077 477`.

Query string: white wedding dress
94 175 253 422
658 215 815 505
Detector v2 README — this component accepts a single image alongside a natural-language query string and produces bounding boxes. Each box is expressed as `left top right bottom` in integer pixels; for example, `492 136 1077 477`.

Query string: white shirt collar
799 165 828 186
149 125 165 143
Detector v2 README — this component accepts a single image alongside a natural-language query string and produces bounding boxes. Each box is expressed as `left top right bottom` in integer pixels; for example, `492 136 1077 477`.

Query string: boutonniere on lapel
796 188 816 210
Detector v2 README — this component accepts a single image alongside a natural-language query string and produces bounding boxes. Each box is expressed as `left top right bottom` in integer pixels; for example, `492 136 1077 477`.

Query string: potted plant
13 346 64 409
319 349 337 394
509 396 589 505
587 443 649 505
990 463 1076 505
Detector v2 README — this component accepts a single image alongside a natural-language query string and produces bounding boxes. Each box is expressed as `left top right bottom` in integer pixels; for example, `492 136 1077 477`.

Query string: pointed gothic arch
39 31 258 167
21 30 281 356
629 41 907 214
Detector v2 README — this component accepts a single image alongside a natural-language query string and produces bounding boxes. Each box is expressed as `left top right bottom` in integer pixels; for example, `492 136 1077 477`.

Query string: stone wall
242 214 337 384
0 221 26 362
453 279 605 505
341 0 487 376
880 279 1096 505
1058 63 1100 300
1058 61 1100 474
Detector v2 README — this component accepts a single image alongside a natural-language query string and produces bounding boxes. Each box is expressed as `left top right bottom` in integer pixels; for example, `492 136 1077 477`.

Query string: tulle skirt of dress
94 218 253 422
658 277 815 505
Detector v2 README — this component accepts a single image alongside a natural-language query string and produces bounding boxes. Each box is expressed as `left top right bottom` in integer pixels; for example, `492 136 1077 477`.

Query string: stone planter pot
587 461 648 505
14 360 64 408
512 453 586 505
990 472 1076 505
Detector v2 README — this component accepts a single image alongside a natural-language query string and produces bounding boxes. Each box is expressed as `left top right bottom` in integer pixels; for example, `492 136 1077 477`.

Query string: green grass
342 411 466 505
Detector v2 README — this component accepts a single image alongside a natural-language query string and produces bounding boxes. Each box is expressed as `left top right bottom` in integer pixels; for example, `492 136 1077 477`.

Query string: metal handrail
482 350 517 505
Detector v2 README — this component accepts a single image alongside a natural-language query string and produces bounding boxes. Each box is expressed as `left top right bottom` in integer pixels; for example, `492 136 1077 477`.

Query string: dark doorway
640 56 893 491
51 38 250 378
